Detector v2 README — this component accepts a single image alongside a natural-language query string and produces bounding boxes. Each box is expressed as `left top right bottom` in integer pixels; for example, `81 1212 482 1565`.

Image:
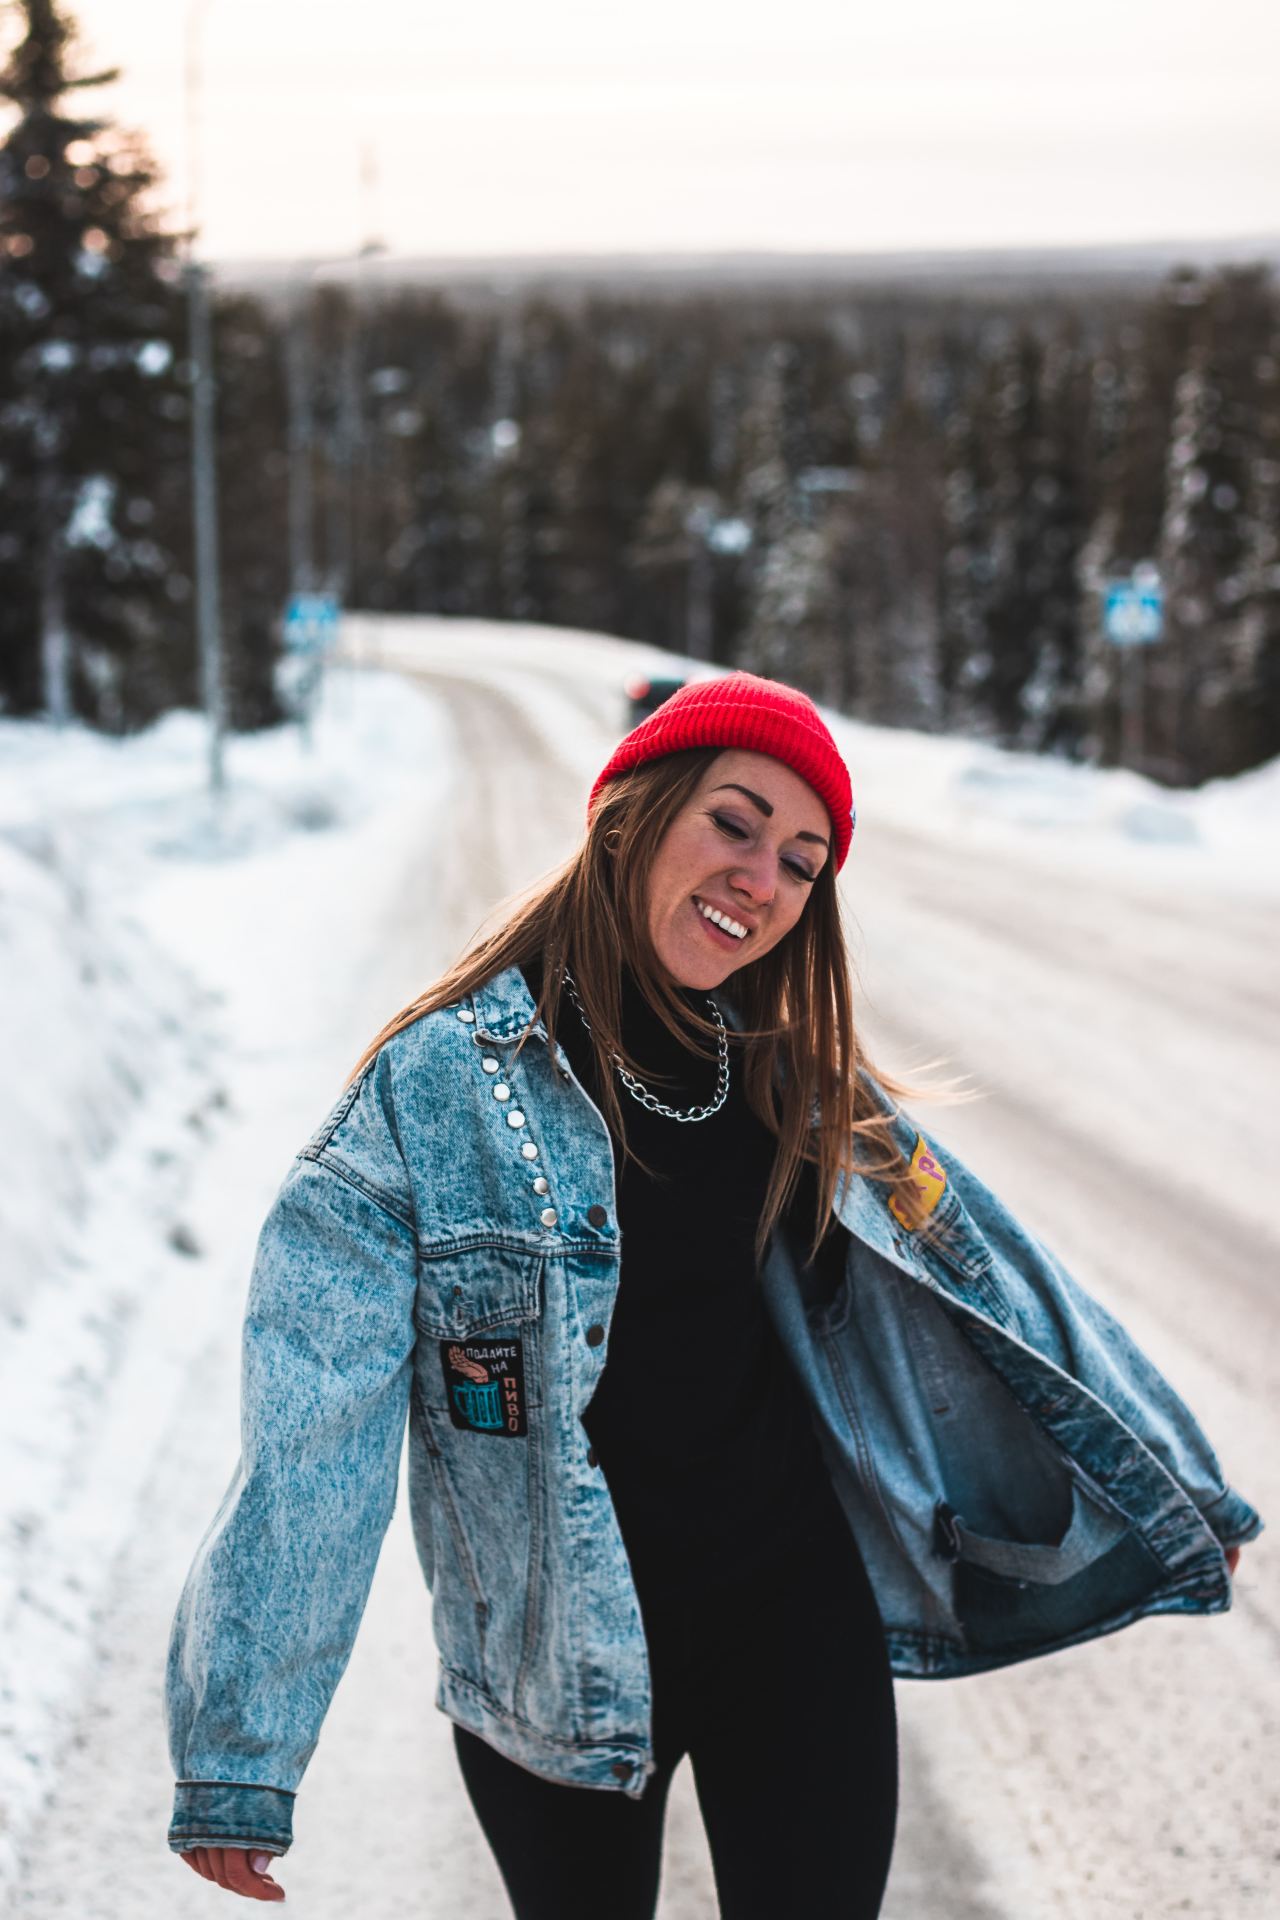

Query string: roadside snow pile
0 664 454 1899
1188 752 1280 878
0 679 437 1314
0 825 203 1319
828 712 1279 889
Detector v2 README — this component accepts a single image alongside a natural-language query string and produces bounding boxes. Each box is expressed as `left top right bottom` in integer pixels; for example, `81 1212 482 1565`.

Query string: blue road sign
283 593 341 653
1103 580 1163 647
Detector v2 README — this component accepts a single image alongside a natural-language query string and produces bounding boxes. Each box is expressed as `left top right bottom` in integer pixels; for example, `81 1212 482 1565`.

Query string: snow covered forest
3 0 1279 786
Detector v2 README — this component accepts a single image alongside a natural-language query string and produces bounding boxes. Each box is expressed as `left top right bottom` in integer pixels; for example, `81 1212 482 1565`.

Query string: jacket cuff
168 1781 295 1855
1198 1484 1265 1550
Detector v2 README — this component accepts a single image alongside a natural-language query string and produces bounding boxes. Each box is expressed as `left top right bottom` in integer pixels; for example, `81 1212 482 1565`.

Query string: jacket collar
470 963 542 1043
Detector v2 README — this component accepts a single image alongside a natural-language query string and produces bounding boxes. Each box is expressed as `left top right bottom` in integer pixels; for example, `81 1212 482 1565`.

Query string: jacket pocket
935 1478 1164 1654
912 1192 1018 1332
935 1475 1126 1584
414 1242 543 1341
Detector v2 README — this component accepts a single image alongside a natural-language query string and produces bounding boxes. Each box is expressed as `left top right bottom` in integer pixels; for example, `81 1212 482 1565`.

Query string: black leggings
453 1509 899 1919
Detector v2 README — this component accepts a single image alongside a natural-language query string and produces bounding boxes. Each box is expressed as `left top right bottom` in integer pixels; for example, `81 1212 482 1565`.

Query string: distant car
624 674 687 728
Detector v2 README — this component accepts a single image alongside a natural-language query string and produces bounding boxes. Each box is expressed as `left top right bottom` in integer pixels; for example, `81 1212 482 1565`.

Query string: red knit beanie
588 671 855 870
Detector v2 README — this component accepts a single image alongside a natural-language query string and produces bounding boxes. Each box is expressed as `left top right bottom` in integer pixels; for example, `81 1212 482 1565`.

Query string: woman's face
643 748 833 989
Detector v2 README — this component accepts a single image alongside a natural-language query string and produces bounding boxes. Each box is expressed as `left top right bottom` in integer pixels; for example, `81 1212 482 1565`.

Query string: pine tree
737 342 804 677
0 0 188 726
209 290 292 727
1237 284 1280 771
1155 269 1264 781
937 321 1005 740
846 352 947 733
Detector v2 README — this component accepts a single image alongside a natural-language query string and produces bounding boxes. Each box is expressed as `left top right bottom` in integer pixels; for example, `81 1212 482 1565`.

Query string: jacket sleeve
165 1055 419 1857
922 1117 1264 1553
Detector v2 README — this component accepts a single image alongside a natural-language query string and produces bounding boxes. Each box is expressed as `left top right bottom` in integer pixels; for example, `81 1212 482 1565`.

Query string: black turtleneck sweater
521 952 843 1597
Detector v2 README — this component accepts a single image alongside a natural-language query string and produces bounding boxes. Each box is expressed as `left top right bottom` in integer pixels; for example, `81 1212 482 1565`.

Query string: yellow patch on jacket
889 1135 948 1231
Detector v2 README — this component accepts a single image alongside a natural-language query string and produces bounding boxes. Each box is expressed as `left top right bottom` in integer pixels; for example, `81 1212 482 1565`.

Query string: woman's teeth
695 897 748 941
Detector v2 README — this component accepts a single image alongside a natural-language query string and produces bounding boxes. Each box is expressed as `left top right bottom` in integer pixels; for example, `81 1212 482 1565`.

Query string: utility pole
684 501 715 662
348 139 383 610
184 0 225 795
286 284 316 594
37 453 72 724
359 138 383 263
326 301 359 603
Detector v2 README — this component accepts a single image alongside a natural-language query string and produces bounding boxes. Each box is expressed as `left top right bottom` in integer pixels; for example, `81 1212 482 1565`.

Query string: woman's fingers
177 1844 284 1898
220 1849 285 1901
204 1849 236 1892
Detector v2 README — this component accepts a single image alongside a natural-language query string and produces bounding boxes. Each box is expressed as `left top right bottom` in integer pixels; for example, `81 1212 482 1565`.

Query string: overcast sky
35 0 1280 261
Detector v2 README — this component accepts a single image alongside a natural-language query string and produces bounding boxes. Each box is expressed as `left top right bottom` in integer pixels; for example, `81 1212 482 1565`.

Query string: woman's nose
729 855 776 906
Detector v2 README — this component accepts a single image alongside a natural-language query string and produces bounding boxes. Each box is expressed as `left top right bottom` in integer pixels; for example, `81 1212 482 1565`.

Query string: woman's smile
691 894 752 947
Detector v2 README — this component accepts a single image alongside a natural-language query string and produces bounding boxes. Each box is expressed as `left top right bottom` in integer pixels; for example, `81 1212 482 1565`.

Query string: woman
167 672 1259 1914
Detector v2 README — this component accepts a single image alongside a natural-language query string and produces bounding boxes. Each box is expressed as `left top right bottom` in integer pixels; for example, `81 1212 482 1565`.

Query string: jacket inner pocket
935 1477 1127 1587
937 1482 1164 1654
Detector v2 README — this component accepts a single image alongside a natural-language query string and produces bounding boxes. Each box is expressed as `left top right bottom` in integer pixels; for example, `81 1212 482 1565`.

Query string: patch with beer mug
441 1337 528 1436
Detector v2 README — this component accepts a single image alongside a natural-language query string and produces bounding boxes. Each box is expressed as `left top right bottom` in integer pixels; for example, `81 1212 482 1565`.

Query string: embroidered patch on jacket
888 1134 948 1231
441 1337 528 1436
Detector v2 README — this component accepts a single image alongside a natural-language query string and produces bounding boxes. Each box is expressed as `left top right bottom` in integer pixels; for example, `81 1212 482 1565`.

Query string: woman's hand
1226 1545 1241 1576
180 1848 285 1901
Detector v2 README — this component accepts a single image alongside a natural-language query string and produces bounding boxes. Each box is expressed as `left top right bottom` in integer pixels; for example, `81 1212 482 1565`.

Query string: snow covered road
4 614 1276 1917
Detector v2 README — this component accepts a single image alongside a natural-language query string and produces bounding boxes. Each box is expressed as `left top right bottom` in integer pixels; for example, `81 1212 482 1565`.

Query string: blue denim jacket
165 962 1263 1856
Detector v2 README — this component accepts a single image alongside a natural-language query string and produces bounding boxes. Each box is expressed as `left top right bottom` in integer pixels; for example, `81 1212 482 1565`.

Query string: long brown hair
345 746 976 1267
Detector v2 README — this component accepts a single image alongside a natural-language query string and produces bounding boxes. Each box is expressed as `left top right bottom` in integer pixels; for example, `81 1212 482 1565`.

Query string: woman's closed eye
708 812 815 883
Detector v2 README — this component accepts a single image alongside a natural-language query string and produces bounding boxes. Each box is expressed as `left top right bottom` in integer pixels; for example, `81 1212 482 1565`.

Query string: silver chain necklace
560 965 730 1123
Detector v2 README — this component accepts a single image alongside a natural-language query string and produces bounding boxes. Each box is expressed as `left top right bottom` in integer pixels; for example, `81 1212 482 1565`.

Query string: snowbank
0 663 455 1897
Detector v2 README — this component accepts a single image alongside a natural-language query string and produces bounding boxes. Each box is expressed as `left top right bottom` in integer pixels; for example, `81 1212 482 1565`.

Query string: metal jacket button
533 1176 549 1195
587 1204 608 1228
539 1207 558 1228
456 1008 475 1023
482 1057 499 1073
521 1142 539 1160
506 1110 526 1128
585 1323 605 1347
493 1084 511 1101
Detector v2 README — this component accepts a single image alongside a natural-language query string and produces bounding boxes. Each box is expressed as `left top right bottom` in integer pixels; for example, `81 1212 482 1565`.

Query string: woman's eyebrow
709 783 830 851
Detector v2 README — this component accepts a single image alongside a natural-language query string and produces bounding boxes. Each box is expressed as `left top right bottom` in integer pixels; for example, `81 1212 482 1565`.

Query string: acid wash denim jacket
165 962 1263 1857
